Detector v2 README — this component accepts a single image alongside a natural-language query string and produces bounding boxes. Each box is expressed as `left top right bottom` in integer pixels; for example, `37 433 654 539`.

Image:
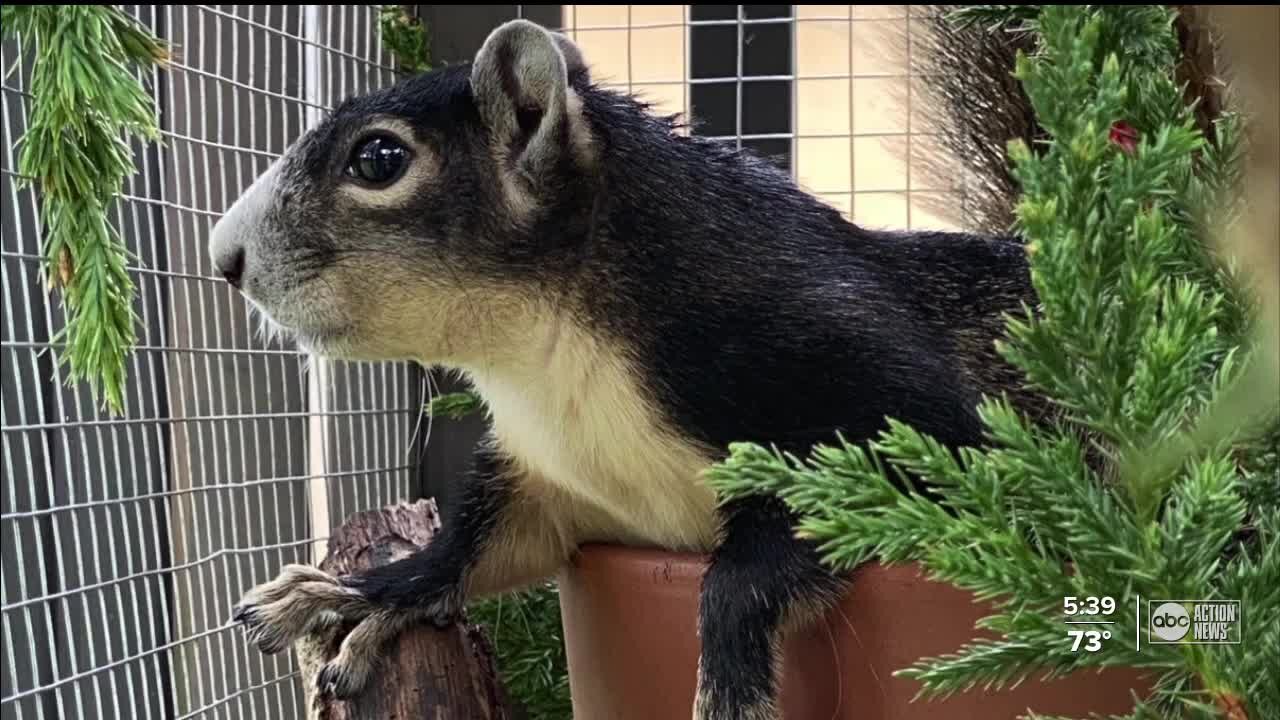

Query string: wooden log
296 499 513 720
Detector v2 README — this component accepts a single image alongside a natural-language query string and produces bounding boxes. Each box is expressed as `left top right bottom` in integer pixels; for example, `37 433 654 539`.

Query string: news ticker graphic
1062 595 1118 653
1059 595 1243 653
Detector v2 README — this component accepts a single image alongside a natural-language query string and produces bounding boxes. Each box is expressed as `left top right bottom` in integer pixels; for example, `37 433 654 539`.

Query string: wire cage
2 6 419 719
2 5 957 719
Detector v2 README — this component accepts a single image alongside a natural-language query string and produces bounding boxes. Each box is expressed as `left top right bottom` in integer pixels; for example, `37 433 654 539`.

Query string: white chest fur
465 322 721 553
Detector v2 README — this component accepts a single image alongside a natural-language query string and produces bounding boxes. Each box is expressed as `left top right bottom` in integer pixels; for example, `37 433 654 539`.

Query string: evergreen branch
3 5 167 414
706 438 957 569
948 5 1043 34
897 631 1166 703
1155 454 1247 594
379 6 430 74
1214 508 1280 719
426 390 484 420
468 583 572 720
1236 417 1280 519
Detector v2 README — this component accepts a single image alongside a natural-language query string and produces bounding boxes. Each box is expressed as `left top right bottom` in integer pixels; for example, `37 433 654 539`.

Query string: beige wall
561 5 960 232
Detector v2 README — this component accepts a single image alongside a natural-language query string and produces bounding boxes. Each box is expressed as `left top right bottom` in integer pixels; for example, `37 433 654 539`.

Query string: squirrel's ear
471 20 589 179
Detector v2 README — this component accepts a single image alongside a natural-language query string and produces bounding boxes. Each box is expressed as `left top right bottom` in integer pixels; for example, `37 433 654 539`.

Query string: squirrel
212 19 1042 720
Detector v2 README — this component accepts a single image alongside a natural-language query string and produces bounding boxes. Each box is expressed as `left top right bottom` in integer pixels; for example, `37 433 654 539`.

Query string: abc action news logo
1149 600 1242 644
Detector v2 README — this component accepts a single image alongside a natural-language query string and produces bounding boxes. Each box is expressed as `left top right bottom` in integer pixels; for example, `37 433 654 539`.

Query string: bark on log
297 499 513 720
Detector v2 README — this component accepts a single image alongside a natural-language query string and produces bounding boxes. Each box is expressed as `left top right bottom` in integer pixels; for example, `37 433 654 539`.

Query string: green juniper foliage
379 5 431 75
469 583 573 720
426 389 485 420
709 6 1276 720
1 5 166 414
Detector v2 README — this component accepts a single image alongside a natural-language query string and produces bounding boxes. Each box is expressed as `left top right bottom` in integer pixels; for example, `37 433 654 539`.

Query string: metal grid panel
558 4 963 230
1 6 419 719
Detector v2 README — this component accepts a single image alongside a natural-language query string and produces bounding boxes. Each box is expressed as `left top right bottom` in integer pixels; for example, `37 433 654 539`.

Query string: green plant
1 5 167 413
469 583 573 720
708 6 1276 719
426 390 485 420
379 5 431 74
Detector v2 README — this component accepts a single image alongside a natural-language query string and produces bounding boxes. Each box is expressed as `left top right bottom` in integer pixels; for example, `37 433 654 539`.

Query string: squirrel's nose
217 247 246 289
211 158 282 293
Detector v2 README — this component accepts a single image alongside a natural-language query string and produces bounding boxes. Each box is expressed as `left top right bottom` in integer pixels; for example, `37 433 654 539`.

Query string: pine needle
708 7 1275 718
2 6 167 414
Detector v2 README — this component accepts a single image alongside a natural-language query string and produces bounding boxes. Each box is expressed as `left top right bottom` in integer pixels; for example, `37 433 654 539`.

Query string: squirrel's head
209 20 598 364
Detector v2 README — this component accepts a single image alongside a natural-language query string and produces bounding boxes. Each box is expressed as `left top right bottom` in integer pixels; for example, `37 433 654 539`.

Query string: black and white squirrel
212 19 1043 719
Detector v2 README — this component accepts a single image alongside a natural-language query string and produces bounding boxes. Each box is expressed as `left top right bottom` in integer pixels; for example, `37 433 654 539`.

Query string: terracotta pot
558 544 1149 720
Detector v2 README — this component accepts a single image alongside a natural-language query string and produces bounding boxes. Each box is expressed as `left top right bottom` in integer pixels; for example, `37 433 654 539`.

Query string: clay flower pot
557 544 1149 720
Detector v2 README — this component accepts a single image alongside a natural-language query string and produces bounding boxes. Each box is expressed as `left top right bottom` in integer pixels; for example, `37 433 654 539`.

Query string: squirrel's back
551 82 1041 457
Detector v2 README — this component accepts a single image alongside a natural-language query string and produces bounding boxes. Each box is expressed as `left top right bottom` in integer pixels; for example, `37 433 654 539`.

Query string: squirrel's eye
345 135 409 186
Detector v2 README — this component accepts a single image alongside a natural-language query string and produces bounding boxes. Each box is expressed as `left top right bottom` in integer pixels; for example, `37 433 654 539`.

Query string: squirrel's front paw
312 609 400 699
233 564 368 654
311 583 466 699
313 595 459 700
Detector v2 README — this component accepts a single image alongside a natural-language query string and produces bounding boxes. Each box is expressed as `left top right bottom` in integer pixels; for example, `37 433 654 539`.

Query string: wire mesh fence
2 6 420 719
555 4 964 230
2 5 962 719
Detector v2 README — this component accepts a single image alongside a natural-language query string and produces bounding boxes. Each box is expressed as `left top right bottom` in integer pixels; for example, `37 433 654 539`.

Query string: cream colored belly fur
466 322 721 553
